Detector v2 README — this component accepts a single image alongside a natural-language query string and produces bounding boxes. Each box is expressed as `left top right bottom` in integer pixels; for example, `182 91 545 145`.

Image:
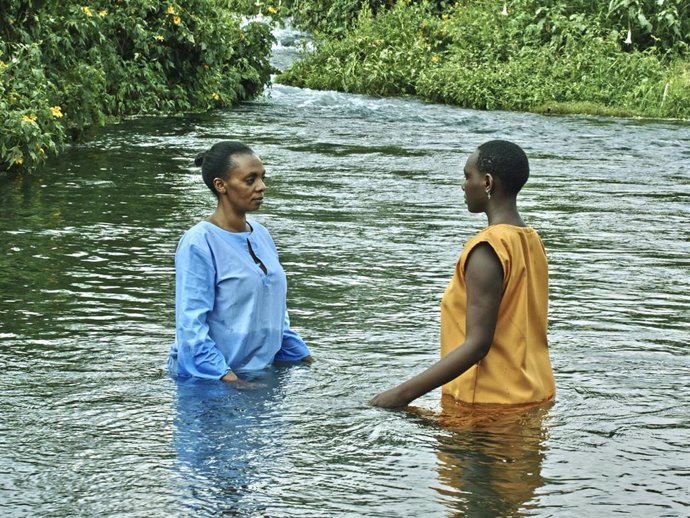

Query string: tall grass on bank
1 0 274 174
278 0 690 119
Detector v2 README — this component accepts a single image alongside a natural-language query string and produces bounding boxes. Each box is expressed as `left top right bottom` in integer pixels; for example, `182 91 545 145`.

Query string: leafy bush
0 43 65 169
280 0 395 36
416 2 690 117
283 0 689 54
278 0 690 119
491 0 689 55
1 0 275 174
279 2 446 95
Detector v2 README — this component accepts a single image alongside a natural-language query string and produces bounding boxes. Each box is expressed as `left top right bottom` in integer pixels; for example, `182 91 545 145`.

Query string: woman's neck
209 207 248 232
486 199 525 227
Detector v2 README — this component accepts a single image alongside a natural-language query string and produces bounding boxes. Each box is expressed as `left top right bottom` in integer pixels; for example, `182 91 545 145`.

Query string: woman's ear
484 173 494 192
212 177 226 194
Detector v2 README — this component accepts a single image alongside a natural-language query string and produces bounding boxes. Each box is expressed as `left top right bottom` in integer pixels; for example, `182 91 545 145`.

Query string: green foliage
1 0 275 174
278 0 690 119
0 44 65 170
605 0 689 53
496 0 689 54
279 2 447 95
283 0 689 54
416 1 690 116
281 0 455 35
280 0 394 35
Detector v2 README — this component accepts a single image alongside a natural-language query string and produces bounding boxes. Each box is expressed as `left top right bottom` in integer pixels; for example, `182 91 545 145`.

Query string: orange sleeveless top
440 225 556 404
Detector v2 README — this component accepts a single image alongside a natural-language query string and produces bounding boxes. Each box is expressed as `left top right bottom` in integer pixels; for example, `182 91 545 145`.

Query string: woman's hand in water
369 386 412 409
221 370 262 389
221 370 239 383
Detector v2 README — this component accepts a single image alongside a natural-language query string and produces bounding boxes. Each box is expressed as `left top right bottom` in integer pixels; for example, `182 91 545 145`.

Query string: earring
486 189 491 200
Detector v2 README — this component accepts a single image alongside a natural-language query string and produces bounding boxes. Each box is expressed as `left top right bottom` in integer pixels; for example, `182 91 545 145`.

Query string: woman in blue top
168 141 313 383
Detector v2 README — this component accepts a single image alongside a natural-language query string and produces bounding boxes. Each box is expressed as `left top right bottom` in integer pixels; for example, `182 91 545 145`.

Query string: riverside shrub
1 0 274 174
279 2 445 95
278 0 690 119
418 4 690 117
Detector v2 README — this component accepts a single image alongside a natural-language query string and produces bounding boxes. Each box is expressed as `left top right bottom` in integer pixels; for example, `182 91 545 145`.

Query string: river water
1 26 689 517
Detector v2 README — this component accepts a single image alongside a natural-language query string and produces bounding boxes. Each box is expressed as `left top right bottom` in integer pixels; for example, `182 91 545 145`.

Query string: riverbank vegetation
1 0 273 174
277 0 690 119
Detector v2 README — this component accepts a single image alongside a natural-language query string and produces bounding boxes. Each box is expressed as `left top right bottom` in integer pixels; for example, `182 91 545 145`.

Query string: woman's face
462 150 488 213
217 153 266 214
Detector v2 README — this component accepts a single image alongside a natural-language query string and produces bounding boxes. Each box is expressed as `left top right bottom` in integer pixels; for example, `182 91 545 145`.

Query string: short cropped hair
476 140 529 195
195 141 254 197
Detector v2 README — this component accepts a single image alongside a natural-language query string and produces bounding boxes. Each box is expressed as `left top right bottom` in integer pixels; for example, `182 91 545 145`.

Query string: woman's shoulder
465 225 542 257
181 220 213 239
177 221 216 250
477 224 540 241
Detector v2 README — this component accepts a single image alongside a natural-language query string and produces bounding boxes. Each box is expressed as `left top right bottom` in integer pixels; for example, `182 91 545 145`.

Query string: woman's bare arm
369 243 503 408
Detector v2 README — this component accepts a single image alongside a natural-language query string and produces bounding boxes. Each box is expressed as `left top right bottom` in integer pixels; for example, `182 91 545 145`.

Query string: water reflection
422 396 551 516
172 369 288 515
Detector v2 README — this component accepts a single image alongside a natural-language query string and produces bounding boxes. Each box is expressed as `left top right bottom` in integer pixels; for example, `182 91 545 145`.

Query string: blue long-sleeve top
168 219 310 379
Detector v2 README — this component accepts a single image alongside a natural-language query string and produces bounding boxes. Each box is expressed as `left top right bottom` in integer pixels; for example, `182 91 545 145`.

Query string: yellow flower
36 144 46 155
82 6 93 17
155 35 164 42
50 106 63 118
432 55 441 63
98 9 107 17
173 15 181 25
267 6 278 14
211 92 220 101
167 5 175 15
442 14 449 21
21 114 37 124
202 64 209 69
15 156 24 165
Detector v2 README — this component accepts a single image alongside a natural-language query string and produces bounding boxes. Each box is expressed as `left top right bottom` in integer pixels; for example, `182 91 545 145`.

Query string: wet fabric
168 220 310 379
440 224 556 404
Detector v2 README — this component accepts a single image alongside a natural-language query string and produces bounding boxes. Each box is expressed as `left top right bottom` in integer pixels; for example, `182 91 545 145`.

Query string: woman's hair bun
194 152 206 167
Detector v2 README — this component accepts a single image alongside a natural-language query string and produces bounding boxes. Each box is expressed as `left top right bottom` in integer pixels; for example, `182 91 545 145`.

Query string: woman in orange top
370 140 555 408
